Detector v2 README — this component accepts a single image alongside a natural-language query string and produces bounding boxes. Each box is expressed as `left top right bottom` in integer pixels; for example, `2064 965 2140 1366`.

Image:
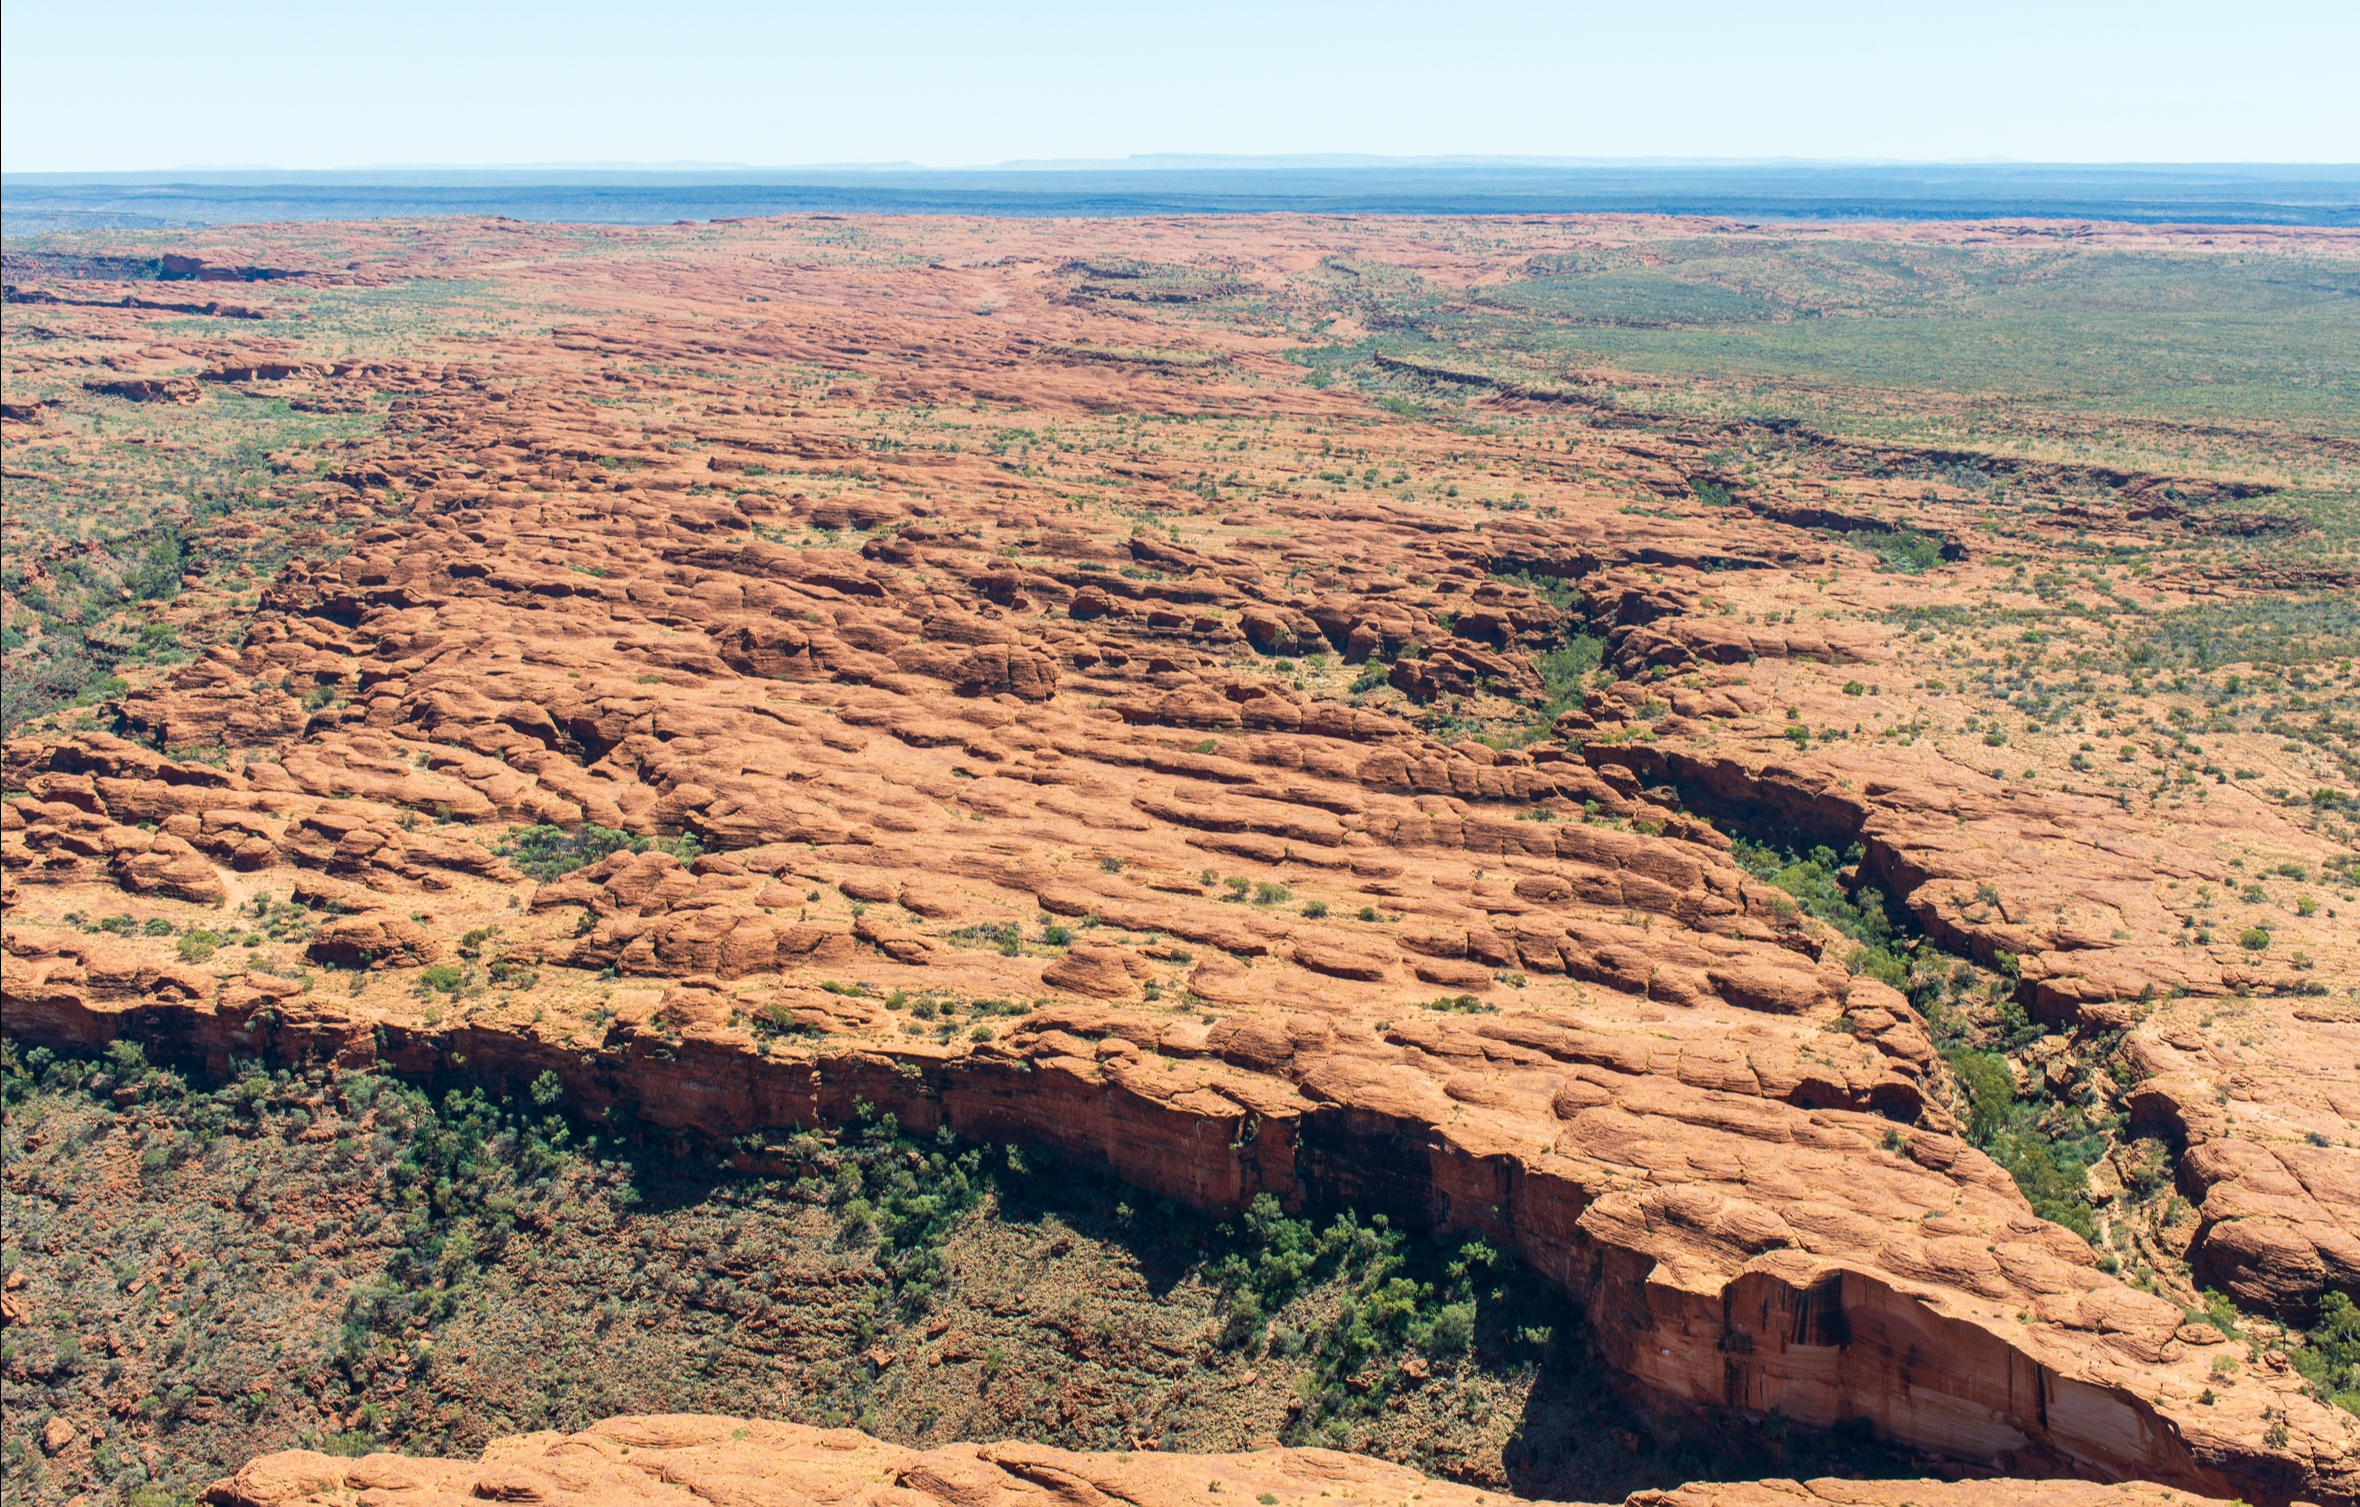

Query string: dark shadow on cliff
1 1038 1937 1502
1500 1333 1926 1501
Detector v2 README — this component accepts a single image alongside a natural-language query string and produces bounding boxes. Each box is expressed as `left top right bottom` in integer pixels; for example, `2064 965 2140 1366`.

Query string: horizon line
11 154 2360 178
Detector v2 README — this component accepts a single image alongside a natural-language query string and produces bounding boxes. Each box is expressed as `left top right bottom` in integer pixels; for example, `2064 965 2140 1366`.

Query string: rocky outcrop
5 954 2349 1501
204 1416 2239 1507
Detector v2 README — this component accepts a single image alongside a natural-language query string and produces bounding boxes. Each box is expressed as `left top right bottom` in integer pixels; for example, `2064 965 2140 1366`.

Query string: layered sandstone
204 1416 2240 1507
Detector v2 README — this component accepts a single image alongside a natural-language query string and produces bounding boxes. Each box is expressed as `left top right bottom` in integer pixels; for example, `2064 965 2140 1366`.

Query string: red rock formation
203 1417 2240 1507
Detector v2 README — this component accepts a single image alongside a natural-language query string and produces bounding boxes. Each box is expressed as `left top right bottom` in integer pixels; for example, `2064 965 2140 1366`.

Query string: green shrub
1948 1049 2016 1143
1987 1130 2098 1241
1422 994 1494 1014
73 674 132 707
1844 528 1945 574
176 930 219 964
1732 841 1894 952
1532 637 1606 711
948 923 1022 956
1939 1038 2107 1242
1847 944 1909 991
1202 1195 1547 1438
2294 1292 2360 1415
1426 1300 1475 1355
493 823 702 881
1487 569 1577 614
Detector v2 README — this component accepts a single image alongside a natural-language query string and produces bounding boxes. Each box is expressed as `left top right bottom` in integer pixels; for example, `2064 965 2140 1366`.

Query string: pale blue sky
4 0 2353 173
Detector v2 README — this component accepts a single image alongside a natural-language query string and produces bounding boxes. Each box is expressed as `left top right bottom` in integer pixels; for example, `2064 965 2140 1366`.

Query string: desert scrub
772 1103 992 1307
945 923 1023 956
1532 636 1606 707
492 822 703 880
0 1039 607 1493
1207 1193 1567 1464
1939 1026 2113 1246
1726 845 2110 1242
1207 1195 1513 1386
2293 1291 2360 1415
2148 595 2360 671
1840 527 1946 574
4 1041 1923 1503
1730 839 1908 988
0 382 386 735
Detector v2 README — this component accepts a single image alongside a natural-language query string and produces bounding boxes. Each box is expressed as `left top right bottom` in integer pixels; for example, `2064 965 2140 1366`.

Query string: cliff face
203 1416 2240 1507
8 213 2360 1504
2 943 2342 1501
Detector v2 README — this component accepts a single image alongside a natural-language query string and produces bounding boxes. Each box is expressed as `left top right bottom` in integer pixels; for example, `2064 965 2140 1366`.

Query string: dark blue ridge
6 162 2358 234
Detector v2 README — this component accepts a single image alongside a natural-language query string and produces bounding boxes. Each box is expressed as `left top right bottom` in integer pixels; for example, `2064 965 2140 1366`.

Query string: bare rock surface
204 1417 2238 1507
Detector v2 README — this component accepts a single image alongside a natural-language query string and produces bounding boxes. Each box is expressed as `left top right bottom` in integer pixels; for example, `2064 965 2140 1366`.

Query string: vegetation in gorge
1729 839 2111 1245
2 1043 1916 1507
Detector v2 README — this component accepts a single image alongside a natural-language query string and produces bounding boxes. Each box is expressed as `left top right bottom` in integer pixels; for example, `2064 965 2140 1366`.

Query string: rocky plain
4 212 2360 1506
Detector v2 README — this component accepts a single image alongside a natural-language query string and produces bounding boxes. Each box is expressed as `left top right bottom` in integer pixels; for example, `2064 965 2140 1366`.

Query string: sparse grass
2149 595 2360 670
1457 241 2360 483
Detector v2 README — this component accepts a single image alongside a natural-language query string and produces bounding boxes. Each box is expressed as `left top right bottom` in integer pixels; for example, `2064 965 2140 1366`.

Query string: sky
4 0 2355 173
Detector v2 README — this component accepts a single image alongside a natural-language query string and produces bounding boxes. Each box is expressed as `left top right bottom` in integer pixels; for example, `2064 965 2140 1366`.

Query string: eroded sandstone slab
204 1416 2241 1507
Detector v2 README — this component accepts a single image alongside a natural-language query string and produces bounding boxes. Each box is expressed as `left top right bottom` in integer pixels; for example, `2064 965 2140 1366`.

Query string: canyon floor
3 213 2359 1507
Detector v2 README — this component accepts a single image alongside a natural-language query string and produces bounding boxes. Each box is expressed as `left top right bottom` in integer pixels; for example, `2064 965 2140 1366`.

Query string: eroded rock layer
204 1416 2236 1507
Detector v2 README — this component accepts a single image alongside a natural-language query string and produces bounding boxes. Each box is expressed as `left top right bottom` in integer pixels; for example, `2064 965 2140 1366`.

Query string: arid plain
5 212 2360 1507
